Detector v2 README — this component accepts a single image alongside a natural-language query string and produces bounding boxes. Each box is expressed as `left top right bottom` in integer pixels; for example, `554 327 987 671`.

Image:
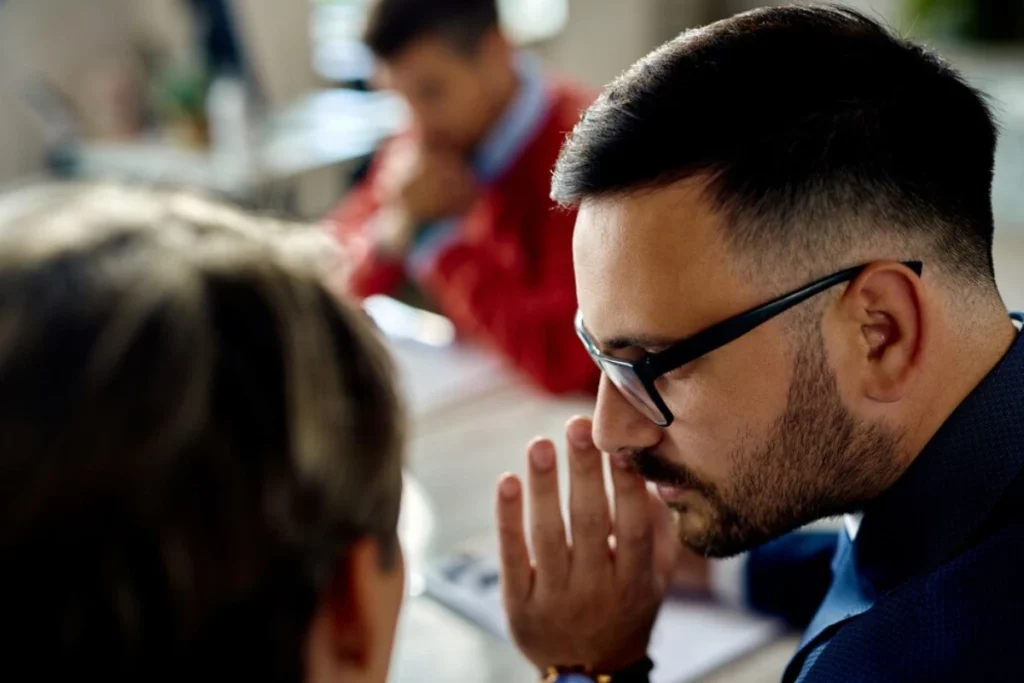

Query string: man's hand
496 416 675 674
377 141 477 224
670 546 712 597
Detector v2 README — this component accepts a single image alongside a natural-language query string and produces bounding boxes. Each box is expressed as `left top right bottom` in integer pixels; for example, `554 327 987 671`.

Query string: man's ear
306 539 383 680
834 262 924 403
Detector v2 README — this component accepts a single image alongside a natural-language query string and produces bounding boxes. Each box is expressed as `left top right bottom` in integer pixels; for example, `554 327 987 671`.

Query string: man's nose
592 374 662 457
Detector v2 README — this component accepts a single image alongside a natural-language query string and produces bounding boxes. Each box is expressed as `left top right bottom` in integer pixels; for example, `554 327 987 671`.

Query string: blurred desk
261 88 405 179
69 88 406 215
389 339 798 683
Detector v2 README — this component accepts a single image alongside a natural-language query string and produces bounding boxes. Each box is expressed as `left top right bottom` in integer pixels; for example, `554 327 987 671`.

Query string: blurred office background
0 0 1020 221
1 3 1021 682
2 0 1020 296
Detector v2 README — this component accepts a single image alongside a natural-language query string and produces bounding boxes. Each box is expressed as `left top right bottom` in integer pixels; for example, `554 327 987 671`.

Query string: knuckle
617 519 654 547
573 510 610 536
498 523 522 544
532 516 566 538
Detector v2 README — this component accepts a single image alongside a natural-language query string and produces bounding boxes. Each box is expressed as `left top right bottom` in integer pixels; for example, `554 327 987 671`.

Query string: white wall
540 0 907 88
0 65 46 185
539 0 711 86
229 0 323 107
724 0 904 25
0 0 194 184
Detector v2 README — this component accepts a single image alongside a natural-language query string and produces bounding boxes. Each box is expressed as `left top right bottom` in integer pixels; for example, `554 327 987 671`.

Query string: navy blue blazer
744 314 1024 682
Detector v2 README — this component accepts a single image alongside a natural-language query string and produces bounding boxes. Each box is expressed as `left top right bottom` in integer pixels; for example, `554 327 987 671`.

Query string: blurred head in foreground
364 0 517 151
560 6 1008 557
0 186 405 682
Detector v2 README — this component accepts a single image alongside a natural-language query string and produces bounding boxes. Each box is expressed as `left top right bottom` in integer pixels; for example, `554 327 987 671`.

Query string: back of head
554 4 1000 293
0 186 404 681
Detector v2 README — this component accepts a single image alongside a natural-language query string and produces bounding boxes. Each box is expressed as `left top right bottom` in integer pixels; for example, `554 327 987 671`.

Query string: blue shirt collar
471 52 552 182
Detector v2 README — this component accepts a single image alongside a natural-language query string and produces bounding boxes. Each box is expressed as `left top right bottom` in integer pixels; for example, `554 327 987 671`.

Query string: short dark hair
553 5 999 285
0 187 404 682
364 0 500 58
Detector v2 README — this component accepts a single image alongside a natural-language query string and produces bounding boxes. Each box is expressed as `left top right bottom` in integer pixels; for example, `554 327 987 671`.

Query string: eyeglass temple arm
647 260 922 376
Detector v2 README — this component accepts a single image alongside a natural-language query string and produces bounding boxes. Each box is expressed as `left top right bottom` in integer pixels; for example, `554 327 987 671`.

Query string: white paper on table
424 550 786 683
385 338 508 418
364 296 510 417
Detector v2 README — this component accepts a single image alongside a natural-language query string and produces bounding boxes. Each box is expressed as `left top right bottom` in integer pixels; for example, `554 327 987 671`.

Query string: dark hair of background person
553 5 1000 290
0 186 405 682
363 0 500 59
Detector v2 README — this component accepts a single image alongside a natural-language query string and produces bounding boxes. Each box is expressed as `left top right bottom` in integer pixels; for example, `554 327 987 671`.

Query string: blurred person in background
0 186 405 683
327 0 599 395
496 6 1024 682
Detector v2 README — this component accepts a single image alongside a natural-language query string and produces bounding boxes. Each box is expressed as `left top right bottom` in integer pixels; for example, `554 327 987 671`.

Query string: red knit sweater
327 80 599 395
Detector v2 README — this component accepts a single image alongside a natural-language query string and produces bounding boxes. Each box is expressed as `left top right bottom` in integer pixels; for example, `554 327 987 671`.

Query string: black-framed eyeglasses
575 261 923 427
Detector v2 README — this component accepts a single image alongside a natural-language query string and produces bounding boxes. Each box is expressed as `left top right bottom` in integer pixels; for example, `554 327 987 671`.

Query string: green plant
907 0 1024 42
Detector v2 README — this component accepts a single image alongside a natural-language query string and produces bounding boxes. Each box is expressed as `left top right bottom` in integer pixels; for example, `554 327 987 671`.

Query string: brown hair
553 6 998 289
0 185 405 681
364 0 499 58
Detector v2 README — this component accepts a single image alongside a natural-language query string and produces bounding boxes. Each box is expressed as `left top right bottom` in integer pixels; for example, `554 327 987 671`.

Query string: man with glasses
494 6 1024 682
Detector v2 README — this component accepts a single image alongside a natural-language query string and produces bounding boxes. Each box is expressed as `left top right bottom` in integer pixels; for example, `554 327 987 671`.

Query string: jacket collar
855 313 1024 590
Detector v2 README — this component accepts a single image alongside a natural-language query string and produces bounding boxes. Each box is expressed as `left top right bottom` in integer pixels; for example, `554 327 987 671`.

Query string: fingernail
568 419 592 449
611 453 632 470
498 475 520 500
530 442 555 472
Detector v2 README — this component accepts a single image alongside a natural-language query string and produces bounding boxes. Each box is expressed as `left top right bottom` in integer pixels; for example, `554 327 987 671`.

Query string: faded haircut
553 6 999 290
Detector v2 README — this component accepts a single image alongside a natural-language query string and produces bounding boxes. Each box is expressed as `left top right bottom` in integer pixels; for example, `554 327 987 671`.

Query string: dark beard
632 334 904 558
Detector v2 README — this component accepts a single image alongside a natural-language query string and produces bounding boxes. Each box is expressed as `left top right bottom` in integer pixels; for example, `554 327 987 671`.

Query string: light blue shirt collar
471 52 552 182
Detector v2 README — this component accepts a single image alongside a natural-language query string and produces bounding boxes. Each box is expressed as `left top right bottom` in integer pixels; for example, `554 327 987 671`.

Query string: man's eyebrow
603 333 687 351
579 318 686 352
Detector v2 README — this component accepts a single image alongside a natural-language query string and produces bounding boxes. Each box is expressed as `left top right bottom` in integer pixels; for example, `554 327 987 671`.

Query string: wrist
371 206 417 258
543 656 654 683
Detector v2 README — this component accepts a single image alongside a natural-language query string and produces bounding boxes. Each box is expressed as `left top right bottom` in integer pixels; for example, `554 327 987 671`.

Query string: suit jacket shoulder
806 514 1024 682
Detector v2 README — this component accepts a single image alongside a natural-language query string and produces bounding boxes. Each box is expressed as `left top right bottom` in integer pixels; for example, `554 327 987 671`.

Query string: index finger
567 417 613 570
610 451 656 578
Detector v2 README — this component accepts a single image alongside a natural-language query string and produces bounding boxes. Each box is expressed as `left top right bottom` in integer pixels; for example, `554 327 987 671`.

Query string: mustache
630 449 714 497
